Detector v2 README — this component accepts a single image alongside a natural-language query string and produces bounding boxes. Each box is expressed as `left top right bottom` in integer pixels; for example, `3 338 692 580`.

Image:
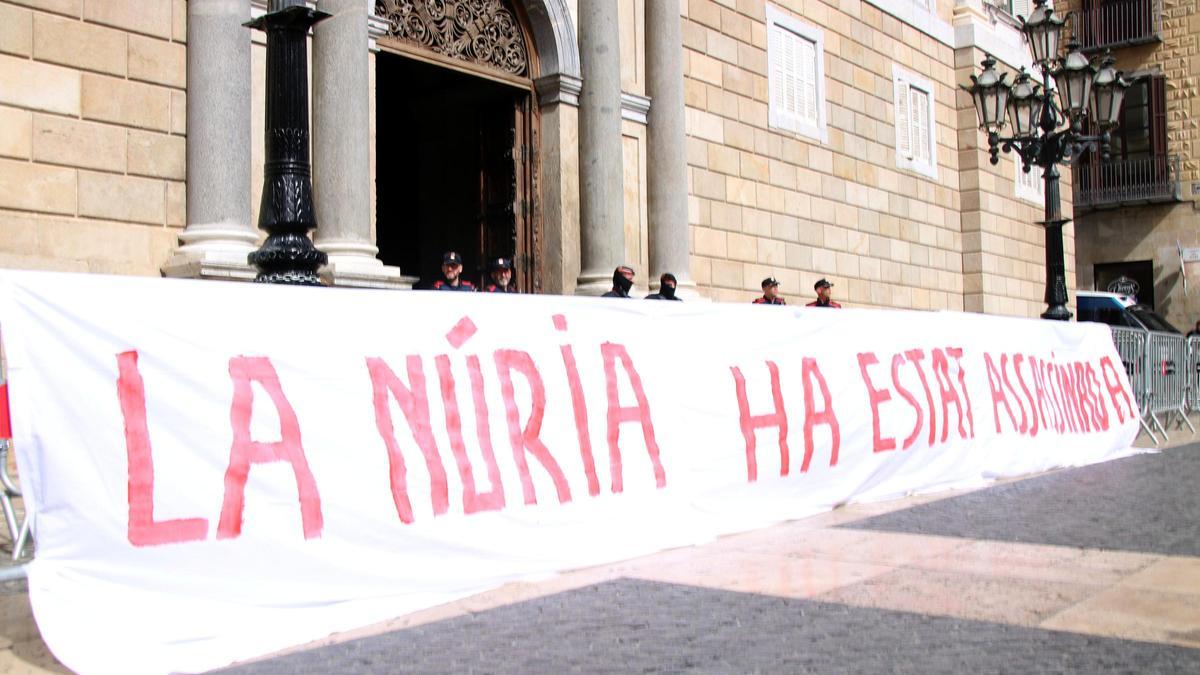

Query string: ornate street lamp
961 0 1129 321
245 0 330 285
1091 53 1128 132
1006 69 1043 140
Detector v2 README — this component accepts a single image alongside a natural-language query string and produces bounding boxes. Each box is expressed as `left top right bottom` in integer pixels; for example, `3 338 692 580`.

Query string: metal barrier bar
1144 331 1195 441
1188 336 1200 414
0 332 31 561
1109 326 1157 443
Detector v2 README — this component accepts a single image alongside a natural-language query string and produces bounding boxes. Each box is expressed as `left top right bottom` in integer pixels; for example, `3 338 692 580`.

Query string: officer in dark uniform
753 277 785 305
483 257 516 293
645 273 682 300
431 251 476 291
602 266 635 298
806 278 842 308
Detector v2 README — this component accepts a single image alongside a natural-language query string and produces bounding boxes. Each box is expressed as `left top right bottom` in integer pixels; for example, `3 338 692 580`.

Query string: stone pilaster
575 0 626 295
645 0 697 298
313 0 408 288
163 0 258 281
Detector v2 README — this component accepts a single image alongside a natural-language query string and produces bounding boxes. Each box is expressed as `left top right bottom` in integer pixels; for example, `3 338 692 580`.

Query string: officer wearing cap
645 273 682 301
807 278 842 308
483 257 516 293
431 251 476 291
753 277 785 305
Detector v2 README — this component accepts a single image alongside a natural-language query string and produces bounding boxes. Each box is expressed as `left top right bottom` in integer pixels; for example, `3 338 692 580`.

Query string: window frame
765 5 829 144
1014 156 1044 205
892 64 939 180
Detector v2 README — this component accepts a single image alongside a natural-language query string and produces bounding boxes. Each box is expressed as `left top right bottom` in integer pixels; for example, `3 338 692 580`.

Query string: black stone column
246 0 330 285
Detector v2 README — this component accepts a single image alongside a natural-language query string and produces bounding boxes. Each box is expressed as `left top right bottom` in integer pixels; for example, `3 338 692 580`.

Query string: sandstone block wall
0 0 185 275
681 0 1063 314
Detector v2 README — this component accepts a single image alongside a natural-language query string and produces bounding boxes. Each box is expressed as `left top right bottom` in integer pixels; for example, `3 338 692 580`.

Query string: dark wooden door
477 92 537 292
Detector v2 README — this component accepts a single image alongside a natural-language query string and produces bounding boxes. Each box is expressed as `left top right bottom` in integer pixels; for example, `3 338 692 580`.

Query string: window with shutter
892 65 937 179
910 87 931 164
895 79 912 159
1010 0 1033 20
765 5 827 142
1015 158 1044 204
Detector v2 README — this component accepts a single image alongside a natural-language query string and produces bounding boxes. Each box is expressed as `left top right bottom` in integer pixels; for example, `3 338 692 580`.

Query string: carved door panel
478 93 536 292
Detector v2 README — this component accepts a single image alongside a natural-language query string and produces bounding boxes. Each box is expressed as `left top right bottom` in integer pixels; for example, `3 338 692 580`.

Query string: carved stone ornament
376 0 529 77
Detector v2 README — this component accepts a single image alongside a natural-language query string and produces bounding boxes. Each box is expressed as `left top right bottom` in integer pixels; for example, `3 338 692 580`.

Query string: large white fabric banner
0 271 1139 674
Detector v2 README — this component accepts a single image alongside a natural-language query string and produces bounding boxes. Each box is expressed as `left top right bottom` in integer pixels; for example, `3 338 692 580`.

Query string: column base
161 249 258 282
649 279 708 302
574 272 616 297
575 273 648 298
319 257 414 290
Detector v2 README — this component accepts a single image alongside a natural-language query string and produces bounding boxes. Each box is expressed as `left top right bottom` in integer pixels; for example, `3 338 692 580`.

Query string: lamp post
962 0 1128 320
245 0 330 285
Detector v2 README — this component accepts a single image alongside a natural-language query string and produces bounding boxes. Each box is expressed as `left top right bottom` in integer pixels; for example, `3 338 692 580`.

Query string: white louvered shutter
798 37 818 125
1010 0 1033 21
895 78 912 160
910 86 931 164
769 25 785 114
782 29 798 118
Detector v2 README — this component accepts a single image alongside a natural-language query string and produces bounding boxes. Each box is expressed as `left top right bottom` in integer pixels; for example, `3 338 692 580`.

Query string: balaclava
613 267 634 295
660 273 677 299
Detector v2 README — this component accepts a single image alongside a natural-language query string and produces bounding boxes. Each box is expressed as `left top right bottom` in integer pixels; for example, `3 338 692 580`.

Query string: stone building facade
1064 0 1200 331
0 0 1075 315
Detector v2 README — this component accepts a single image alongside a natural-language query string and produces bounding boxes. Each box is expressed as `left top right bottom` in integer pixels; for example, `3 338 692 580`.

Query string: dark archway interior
375 51 525 289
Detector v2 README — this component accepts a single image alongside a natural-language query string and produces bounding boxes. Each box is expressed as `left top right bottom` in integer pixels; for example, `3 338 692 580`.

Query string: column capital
536 73 583 108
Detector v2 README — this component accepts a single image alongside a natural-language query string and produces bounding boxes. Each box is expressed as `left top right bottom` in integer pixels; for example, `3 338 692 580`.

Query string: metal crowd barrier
1109 326 1156 441
1109 326 1198 445
1188 336 1200 414
0 334 31 562
1144 331 1195 441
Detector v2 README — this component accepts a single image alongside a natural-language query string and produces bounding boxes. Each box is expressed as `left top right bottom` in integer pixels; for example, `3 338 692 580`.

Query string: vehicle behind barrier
1076 290 1180 334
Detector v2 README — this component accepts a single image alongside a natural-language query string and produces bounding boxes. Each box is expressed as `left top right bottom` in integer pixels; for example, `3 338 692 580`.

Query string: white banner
0 271 1139 674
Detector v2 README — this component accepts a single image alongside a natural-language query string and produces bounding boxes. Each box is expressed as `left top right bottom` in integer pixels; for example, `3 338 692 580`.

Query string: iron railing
1074 154 1181 209
1070 0 1163 51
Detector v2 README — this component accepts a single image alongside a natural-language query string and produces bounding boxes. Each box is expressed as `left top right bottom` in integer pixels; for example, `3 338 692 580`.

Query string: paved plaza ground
2 436 1198 673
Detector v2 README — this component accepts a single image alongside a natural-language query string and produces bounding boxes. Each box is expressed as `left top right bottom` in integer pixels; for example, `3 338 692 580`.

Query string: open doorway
375 50 538 291
1094 260 1155 308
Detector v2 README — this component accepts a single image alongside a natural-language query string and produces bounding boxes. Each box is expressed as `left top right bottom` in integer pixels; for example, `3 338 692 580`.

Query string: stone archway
364 0 581 293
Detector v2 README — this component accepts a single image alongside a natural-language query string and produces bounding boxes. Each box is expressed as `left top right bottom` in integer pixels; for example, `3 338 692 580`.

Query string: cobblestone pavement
219 577 1200 675
218 444 1200 674
848 443 1200 556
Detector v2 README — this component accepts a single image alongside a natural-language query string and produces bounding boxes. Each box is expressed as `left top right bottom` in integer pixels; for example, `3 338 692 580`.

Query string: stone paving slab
846 444 1200 556
218 577 1200 675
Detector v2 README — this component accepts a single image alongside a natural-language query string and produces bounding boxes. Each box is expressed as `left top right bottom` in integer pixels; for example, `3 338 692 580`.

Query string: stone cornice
621 92 651 125
250 0 318 18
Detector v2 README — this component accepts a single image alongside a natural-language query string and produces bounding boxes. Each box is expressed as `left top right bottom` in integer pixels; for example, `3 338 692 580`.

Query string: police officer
753 277 785 305
645 273 682 301
807 278 842 308
483 257 516 293
431 251 476 291
602 265 635 298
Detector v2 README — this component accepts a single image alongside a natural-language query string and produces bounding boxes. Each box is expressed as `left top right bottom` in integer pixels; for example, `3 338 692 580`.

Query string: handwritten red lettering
731 361 790 481
494 349 571 505
218 356 322 540
366 356 448 524
801 358 840 472
857 352 895 452
601 343 666 492
116 351 209 547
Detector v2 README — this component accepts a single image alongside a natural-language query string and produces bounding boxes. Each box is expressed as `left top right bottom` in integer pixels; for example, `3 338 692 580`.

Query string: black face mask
613 270 633 294
660 283 676 299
